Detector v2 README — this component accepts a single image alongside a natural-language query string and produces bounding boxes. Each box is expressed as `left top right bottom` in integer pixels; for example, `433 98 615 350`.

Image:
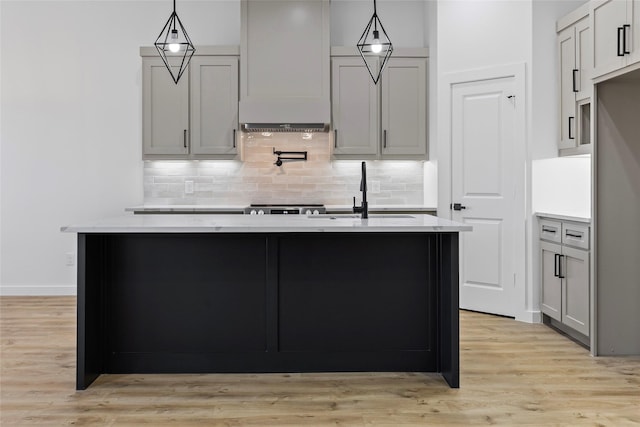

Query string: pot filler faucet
352 161 369 219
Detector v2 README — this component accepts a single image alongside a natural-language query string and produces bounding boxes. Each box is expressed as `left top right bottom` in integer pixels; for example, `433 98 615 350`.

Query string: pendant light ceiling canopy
154 0 195 84
357 0 393 85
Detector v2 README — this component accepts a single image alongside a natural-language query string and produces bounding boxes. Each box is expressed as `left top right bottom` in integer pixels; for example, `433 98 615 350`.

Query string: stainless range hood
239 0 331 132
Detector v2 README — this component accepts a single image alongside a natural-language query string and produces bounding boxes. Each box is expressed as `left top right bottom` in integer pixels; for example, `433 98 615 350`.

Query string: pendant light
356 0 393 85
154 0 196 84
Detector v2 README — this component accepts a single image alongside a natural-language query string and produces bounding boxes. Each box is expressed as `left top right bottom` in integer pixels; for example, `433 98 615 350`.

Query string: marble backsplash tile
143 132 424 206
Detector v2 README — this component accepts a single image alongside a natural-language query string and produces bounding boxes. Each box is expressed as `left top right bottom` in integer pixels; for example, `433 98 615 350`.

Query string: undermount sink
306 214 415 219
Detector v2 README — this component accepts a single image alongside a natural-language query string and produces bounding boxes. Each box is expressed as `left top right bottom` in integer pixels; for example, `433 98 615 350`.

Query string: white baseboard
516 310 543 324
0 284 76 296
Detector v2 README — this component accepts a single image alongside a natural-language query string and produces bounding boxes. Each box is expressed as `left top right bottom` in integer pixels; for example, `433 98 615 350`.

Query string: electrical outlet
371 180 381 194
65 252 75 267
185 180 194 194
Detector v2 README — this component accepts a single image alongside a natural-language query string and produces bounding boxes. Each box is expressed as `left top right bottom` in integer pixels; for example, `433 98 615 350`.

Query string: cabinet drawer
562 222 590 250
539 219 562 243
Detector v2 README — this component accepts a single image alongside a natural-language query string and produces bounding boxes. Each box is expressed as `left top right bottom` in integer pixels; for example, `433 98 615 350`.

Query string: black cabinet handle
572 69 579 93
554 253 560 278
558 254 565 279
183 129 187 148
334 129 338 148
450 203 466 211
568 117 575 140
618 27 625 56
566 232 583 239
232 129 236 148
542 226 557 234
383 129 387 149
624 24 631 54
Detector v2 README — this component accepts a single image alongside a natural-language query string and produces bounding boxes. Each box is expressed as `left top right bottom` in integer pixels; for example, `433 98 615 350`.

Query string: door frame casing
438 63 533 323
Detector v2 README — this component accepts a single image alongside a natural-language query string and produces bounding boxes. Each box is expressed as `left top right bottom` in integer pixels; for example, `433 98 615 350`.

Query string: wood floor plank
1 296 639 426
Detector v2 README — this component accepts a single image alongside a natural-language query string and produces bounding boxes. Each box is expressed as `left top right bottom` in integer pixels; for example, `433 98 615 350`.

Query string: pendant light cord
172 0 177 30
373 0 378 30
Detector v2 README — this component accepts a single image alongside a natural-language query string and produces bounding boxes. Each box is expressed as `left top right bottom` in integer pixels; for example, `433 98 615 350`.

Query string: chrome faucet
352 161 369 219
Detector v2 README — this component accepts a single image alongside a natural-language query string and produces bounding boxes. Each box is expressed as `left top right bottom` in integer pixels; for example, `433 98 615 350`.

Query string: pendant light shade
154 0 195 84
357 0 393 85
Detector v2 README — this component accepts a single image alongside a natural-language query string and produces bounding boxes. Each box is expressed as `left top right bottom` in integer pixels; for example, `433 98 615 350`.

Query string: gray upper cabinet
143 57 190 156
190 56 239 156
141 47 239 160
557 5 592 156
331 48 428 160
331 56 378 156
381 58 427 157
591 0 640 79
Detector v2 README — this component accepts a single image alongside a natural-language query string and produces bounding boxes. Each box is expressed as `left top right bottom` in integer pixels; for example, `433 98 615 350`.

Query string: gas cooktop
244 204 326 215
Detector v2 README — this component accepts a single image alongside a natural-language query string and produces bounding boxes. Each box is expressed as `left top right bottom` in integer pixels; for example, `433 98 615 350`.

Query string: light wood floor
1 297 638 426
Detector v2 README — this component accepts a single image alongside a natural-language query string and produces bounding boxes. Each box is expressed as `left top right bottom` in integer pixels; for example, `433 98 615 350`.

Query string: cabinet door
629 0 640 65
591 0 628 78
562 246 590 336
558 26 577 150
575 18 593 101
142 58 189 156
331 57 378 156
541 241 562 322
381 57 427 157
190 56 239 156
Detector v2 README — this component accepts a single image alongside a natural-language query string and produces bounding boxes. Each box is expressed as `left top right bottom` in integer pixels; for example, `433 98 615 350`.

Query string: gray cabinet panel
190 56 238 156
143 58 189 156
382 58 427 157
541 241 562 322
562 246 590 336
331 57 378 156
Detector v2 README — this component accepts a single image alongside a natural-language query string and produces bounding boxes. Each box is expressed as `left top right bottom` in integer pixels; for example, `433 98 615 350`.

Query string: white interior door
451 77 517 317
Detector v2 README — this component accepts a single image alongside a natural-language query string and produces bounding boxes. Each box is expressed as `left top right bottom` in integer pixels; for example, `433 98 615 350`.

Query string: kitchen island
62 214 471 390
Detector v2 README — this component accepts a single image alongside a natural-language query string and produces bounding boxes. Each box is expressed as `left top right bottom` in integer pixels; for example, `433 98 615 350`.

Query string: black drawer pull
623 24 631 55
618 26 625 56
566 232 583 239
542 227 557 234
568 117 575 140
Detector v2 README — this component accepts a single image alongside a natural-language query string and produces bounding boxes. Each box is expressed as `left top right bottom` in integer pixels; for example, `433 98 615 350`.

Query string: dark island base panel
77 232 459 390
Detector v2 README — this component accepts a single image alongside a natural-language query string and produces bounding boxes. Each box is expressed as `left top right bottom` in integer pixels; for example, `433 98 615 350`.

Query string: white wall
0 1 240 295
532 156 591 217
330 0 426 48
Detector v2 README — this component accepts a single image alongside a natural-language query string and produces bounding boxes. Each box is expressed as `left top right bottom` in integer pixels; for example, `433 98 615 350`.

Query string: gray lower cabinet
331 49 428 159
141 47 239 159
539 218 590 338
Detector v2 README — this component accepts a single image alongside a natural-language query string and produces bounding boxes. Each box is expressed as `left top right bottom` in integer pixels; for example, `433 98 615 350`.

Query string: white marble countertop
126 205 438 214
535 212 591 224
62 214 471 233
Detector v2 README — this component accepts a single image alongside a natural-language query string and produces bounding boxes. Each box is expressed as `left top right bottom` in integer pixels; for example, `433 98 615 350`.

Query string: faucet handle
353 196 363 214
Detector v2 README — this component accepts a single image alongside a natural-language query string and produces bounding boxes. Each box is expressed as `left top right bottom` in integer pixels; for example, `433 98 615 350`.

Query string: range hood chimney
239 0 331 132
